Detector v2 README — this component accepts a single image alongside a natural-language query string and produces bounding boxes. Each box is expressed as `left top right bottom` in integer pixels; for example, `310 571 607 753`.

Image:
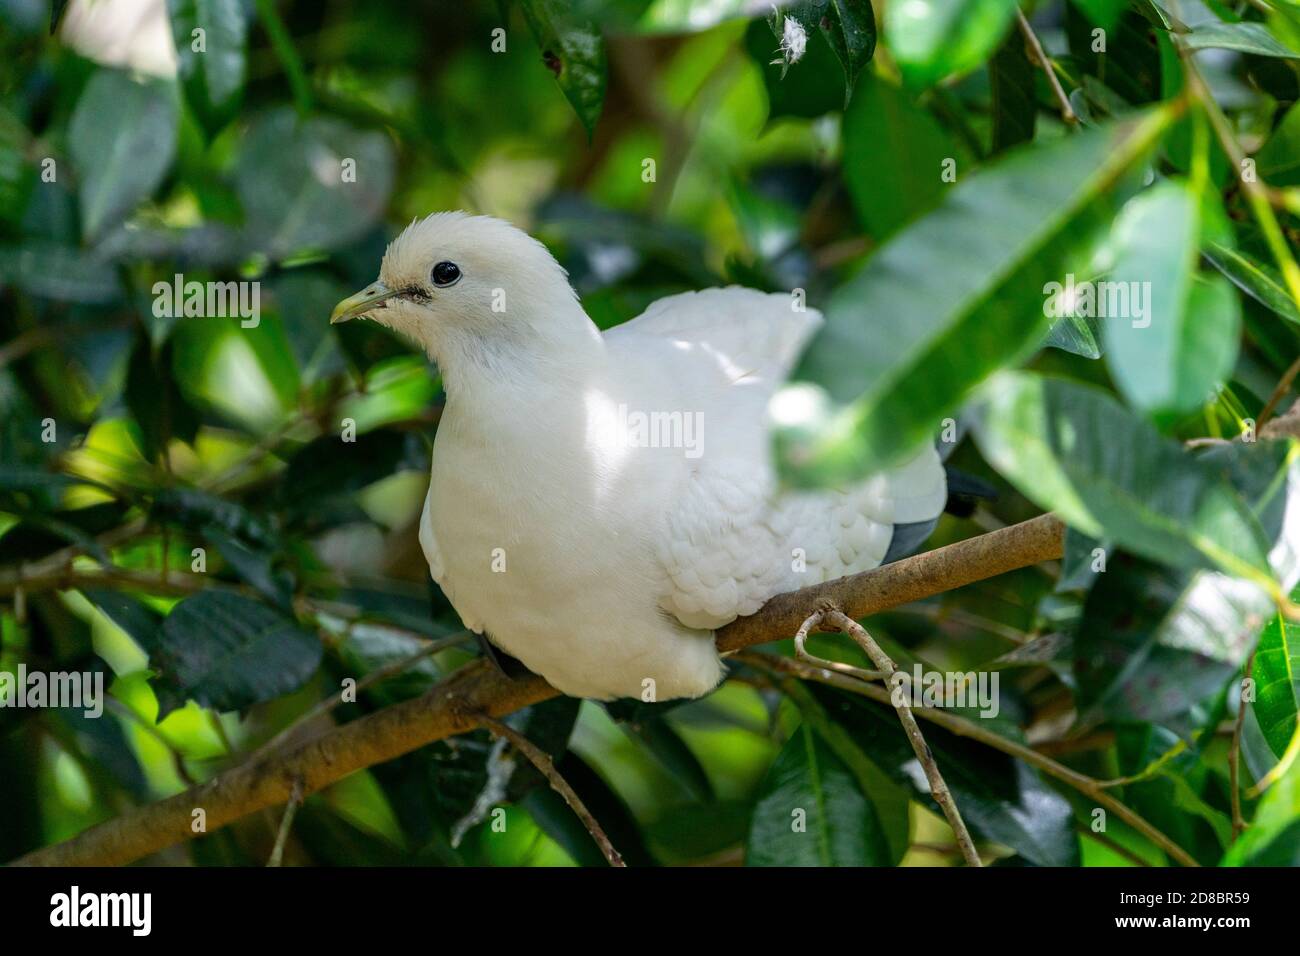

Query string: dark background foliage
1 0 1299 866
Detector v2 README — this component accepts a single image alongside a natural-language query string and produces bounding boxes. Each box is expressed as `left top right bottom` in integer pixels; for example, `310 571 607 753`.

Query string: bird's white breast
423 366 724 700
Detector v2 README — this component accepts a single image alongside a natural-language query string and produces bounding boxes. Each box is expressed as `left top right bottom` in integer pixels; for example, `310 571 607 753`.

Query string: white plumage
332 213 947 700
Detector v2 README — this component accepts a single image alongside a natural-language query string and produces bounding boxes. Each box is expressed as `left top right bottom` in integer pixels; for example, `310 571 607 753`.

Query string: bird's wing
655 446 946 631
418 485 484 633
605 286 823 394
616 289 947 631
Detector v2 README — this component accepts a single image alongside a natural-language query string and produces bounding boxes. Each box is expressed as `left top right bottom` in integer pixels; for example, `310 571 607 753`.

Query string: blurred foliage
1 0 1300 867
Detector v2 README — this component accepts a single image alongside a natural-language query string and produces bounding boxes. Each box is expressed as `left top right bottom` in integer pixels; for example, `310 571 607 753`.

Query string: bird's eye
431 261 462 287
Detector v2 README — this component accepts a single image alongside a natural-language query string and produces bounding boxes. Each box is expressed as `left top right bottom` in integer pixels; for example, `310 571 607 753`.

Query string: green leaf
811 684 1080 865
1198 437 1300 587
784 110 1172 484
624 717 714 802
1058 526 1108 590
746 722 892 866
0 105 32 223
281 429 427 512
83 590 164 657
124 337 200 461
1254 611 1300 760
989 27 1036 154
525 752 655 866
1256 102 1300 185
1046 313 1103 358
168 0 248 126
151 487 278 548
151 591 322 717
0 241 120 303
820 0 878 99
234 109 394 259
1070 0 1129 31
1103 180 1240 422
745 16 845 120
973 372 1276 585
1074 554 1271 725
1184 21 1300 59
69 69 179 241
1222 761 1300 864
520 0 607 137
886 0 1019 88
754 0 876 108
841 73 957 240
1204 240 1300 325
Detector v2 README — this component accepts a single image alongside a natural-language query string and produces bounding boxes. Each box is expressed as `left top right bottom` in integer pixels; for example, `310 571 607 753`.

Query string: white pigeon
331 212 947 700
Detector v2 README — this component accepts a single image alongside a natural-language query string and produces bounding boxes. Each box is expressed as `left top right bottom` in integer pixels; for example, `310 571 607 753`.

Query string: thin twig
817 608 982 867
1016 8 1078 127
739 650 1200 867
1259 355 1300 429
1230 654 1254 842
267 777 304 867
477 714 625 867
792 609 887 683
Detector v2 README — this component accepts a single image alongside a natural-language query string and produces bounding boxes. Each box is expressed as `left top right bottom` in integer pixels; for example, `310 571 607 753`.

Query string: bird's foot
475 631 533 680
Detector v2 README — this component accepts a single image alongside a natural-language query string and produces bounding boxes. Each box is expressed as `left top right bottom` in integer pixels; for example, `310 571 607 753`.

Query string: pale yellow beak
330 281 396 324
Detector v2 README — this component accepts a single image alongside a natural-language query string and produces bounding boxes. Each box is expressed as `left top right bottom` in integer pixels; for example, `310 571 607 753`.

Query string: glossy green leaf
1058 526 1109 589
1184 21 1300 59
1074 554 1271 725
168 0 248 124
0 241 120 303
1222 761 1300 864
784 111 1172 484
525 751 655 866
840 73 957 240
811 684 1080 865
124 338 200 460
745 17 844 120
973 372 1276 585
83 589 164 657
1197 438 1300 588
1046 314 1102 358
234 110 394 259
886 0 1019 88
1256 102 1300 185
1204 240 1300 325
746 722 892 866
520 0 607 137
69 69 178 241
1104 180 1240 422
1254 612 1300 760
989 28 1036 154
1071 0 1128 31
821 0 878 97
151 591 323 717
625 717 714 802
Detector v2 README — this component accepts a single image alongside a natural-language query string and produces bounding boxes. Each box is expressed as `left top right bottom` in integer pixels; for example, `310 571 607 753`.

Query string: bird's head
330 212 594 372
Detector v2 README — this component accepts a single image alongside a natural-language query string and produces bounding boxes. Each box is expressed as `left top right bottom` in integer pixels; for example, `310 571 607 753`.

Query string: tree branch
10 515 1065 867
